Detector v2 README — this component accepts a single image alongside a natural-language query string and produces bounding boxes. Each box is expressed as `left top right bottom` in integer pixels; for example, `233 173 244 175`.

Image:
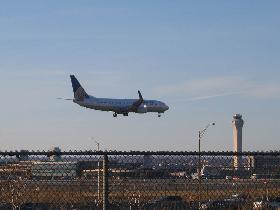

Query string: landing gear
113 113 117 117
123 113 129 116
158 113 161 117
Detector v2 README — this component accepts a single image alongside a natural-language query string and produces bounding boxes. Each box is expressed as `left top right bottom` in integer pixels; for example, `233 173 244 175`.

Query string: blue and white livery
70 75 169 117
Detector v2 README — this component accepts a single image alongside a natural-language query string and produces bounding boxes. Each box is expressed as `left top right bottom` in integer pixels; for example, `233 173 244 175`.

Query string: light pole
91 137 101 151
95 141 100 151
91 137 102 202
198 122 215 209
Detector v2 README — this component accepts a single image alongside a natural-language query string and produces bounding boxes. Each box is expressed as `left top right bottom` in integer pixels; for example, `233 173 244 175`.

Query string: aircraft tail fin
70 75 89 101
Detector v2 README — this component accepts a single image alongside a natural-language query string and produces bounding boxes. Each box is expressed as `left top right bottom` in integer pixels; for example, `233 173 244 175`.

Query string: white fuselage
74 95 169 114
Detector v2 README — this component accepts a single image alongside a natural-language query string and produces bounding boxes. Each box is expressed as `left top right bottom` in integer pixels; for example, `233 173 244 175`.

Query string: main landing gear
113 112 128 117
158 113 161 117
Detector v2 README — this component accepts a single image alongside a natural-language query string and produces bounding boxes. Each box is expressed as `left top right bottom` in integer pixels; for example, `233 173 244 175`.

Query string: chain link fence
1 151 280 209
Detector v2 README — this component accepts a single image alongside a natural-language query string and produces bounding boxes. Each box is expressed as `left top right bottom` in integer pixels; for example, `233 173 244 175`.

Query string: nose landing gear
158 113 161 117
113 113 117 117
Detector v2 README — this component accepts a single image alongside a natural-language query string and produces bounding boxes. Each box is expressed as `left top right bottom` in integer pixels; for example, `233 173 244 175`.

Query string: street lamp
91 137 102 202
198 122 215 209
95 141 100 151
198 123 215 153
91 137 101 151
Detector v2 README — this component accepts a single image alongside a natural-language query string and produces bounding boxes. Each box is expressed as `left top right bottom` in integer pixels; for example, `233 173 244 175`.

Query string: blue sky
0 1 280 151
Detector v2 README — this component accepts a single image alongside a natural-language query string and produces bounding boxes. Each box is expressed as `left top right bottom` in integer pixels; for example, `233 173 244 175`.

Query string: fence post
103 154 109 210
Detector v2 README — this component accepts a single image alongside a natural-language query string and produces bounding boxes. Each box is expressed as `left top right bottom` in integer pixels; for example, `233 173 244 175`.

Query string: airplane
68 75 169 117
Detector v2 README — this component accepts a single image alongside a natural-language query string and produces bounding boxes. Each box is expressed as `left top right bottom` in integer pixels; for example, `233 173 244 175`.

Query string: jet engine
136 104 147 113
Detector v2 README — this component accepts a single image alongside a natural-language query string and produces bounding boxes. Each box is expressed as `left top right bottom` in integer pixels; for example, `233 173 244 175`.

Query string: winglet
138 90 143 101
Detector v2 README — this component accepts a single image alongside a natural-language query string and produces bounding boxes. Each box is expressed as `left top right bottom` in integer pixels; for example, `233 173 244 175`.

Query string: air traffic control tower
232 114 244 169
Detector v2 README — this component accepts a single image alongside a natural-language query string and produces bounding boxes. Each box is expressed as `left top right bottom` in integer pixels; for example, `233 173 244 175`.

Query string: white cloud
188 91 244 101
154 76 246 97
153 76 280 101
245 84 280 99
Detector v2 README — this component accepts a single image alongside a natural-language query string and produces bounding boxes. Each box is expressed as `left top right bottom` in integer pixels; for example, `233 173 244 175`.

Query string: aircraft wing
116 90 144 114
132 90 144 109
118 91 143 113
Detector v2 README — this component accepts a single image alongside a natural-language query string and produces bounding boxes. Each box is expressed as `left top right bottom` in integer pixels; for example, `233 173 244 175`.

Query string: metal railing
0 150 280 209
